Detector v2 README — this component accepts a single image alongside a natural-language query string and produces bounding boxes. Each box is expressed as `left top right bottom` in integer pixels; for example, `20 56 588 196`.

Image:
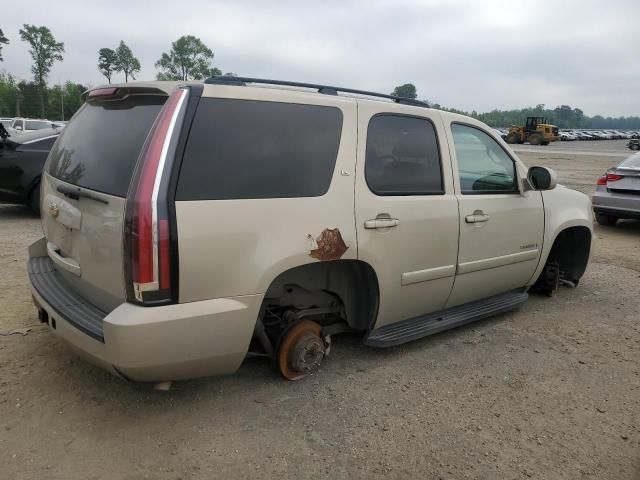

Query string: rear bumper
592 189 640 219
28 238 263 381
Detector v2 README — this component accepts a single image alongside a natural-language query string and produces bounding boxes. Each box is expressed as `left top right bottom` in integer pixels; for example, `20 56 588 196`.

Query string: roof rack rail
204 75 429 108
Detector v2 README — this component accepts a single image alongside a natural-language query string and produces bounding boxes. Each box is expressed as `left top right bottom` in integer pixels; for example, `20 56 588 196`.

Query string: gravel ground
1 140 638 479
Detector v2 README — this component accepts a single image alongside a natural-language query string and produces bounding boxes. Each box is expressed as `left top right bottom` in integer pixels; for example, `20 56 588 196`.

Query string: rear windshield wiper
56 184 109 204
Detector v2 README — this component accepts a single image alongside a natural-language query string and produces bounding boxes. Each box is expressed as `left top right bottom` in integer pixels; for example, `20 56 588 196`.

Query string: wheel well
262 260 379 331
545 226 591 283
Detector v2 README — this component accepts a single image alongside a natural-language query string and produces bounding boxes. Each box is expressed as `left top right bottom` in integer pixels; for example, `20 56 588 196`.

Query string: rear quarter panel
176 86 358 302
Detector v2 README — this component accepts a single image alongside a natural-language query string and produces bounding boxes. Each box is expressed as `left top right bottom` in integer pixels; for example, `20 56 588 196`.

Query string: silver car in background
592 152 640 225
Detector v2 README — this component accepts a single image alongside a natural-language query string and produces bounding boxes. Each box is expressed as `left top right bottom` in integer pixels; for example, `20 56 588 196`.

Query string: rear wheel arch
261 259 380 332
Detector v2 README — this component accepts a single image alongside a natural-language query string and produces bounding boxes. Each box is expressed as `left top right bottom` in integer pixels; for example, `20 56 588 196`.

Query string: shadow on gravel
40 308 519 405
609 219 640 233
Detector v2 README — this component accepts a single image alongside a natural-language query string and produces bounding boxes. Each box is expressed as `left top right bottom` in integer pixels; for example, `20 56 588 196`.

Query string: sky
1 0 639 117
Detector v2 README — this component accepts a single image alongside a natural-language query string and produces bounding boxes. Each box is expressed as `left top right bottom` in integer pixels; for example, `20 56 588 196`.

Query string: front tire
505 132 520 144
595 212 617 226
630 144 640 151
529 133 543 145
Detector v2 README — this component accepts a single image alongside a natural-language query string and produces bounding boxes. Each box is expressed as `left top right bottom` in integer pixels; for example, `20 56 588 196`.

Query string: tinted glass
451 123 517 194
46 96 165 197
619 153 640 169
176 98 343 200
365 115 443 195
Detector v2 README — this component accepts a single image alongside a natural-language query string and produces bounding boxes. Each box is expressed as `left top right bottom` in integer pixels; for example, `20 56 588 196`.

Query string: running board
364 290 528 348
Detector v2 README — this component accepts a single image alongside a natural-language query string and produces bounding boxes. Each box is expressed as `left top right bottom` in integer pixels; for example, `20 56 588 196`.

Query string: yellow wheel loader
505 116 559 145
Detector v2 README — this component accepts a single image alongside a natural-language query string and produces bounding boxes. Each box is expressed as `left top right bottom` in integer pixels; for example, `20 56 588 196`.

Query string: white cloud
1 0 639 116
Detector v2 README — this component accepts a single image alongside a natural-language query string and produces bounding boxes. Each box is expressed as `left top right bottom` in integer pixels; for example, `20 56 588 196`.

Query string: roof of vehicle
91 77 432 111
12 117 51 122
204 76 430 108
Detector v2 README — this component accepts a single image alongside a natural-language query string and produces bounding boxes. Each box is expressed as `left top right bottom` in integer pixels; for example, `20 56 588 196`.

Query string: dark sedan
0 127 61 213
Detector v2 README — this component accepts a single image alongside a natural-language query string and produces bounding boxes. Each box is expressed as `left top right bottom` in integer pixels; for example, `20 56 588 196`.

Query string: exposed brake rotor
277 320 328 381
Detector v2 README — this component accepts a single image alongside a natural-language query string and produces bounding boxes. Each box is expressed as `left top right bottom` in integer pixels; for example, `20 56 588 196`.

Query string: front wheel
630 144 640 151
505 132 520 144
595 212 618 226
529 133 543 145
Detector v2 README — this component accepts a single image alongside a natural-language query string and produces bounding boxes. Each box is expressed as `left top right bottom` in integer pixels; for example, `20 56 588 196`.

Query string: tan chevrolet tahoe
27 76 593 383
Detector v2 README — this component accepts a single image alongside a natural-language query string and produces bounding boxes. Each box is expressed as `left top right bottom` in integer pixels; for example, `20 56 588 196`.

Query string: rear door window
176 98 343 200
365 114 443 195
46 96 166 197
619 154 640 169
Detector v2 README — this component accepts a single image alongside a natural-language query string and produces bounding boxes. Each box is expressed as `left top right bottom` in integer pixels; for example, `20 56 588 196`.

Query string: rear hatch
41 85 174 312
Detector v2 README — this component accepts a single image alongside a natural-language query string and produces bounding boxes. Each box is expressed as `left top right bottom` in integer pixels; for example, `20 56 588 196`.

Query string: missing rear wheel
277 320 327 381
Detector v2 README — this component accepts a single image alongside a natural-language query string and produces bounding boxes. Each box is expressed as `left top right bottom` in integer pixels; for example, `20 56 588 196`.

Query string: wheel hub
290 333 325 374
277 320 327 380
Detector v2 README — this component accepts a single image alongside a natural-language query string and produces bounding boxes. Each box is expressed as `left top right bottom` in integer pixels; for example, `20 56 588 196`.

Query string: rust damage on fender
308 228 349 261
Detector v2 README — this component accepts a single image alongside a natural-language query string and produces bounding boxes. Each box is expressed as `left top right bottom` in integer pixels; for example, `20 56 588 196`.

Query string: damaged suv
28 77 593 383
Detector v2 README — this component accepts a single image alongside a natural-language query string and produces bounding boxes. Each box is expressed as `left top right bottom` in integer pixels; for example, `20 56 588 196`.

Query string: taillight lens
597 172 623 185
88 87 118 98
124 88 188 304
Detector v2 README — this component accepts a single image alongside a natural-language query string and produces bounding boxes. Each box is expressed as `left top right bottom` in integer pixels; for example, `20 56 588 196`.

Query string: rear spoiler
82 83 194 102
82 86 172 103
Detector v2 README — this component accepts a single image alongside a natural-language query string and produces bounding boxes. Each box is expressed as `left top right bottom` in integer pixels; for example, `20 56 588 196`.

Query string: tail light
124 88 188 304
88 87 119 98
597 172 623 185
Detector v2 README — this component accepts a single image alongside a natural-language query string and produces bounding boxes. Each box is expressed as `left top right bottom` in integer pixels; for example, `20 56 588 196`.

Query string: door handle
364 218 400 229
465 211 490 224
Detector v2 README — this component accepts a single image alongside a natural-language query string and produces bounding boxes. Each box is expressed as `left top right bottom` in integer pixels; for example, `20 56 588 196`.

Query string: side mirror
15 126 23 131
527 166 557 190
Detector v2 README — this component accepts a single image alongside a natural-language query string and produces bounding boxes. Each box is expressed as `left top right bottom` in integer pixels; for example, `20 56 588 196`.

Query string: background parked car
560 131 577 141
0 127 61 213
628 139 640 151
592 152 640 225
10 118 55 133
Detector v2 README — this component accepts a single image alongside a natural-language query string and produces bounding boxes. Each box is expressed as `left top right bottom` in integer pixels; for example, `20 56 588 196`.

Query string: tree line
0 25 227 119
0 26 638 128
393 84 640 130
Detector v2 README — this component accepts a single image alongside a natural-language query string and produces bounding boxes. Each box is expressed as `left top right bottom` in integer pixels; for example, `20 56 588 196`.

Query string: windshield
46 95 166 197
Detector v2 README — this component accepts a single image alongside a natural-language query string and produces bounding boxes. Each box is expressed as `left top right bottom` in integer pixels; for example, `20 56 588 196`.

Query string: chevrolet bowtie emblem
48 202 59 218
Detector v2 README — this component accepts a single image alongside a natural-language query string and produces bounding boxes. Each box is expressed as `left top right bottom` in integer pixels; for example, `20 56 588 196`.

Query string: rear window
46 96 165 197
619 153 640 169
176 98 343 200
